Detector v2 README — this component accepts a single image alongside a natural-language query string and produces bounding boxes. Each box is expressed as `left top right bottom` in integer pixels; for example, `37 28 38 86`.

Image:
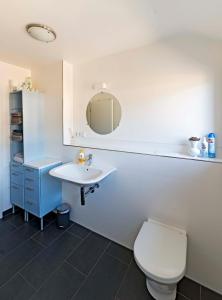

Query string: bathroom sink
49 162 116 186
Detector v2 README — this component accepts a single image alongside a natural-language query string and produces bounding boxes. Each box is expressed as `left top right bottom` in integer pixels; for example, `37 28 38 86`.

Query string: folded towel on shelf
13 152 24 163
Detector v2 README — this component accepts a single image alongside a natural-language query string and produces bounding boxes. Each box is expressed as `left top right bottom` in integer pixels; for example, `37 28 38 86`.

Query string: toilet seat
134 219 187 285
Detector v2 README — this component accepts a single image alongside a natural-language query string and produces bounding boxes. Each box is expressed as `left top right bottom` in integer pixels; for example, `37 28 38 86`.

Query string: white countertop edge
24 158 62 169
143 152 222 163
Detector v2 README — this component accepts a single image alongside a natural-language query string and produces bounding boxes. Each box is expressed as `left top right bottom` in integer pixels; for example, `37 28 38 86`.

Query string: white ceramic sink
49 162 116 186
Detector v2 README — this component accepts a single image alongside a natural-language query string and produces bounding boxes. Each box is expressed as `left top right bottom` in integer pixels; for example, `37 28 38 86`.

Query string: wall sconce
92 82 109 90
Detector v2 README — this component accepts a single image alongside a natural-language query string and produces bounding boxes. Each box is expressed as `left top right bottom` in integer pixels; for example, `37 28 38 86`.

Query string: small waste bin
56 203 71 228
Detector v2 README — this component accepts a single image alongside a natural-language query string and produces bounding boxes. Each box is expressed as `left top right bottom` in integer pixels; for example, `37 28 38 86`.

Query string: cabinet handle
12 164 18 168
25 178 33 182
26 200 33 205
26 169 33 173
26 187 34 191
12 186 19 190
12 172 18 176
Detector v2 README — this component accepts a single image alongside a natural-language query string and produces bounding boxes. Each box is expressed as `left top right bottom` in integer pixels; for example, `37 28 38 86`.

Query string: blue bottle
208 133 216 158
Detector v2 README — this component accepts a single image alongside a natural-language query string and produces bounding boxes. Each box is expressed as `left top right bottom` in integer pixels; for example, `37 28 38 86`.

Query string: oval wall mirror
86 92 121 135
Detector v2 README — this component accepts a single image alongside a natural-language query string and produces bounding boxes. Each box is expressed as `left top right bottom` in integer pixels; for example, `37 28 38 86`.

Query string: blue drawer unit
24 160 62 230
10 161 24 209
11 183 24 209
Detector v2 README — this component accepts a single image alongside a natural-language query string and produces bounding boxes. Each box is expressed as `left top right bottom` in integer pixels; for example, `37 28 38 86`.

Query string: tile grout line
0 230 43 272
0 271 21 291
0 221 73 290
0 216 54 259
28 261 69 300
66 228 91 241
25 231 91 299
0 238 45 290
71 240 112 299
105 252 133 267
18 272 38 292
14 223 76 282
29 220 75 249
1 218 17 230
65 231 92 260
64 260 88 277
18 229 71 276
177 291 191 300
30 237 48 249
114 257 134 300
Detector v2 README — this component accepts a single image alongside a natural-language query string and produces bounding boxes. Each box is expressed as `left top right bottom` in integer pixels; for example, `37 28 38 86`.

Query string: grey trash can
56 203 71 228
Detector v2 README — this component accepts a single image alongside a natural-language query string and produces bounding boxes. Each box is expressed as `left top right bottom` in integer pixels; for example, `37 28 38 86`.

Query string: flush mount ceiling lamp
26 23 56 43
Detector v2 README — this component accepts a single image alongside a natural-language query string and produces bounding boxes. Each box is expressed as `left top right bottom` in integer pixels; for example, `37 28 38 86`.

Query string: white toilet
134 219 187 300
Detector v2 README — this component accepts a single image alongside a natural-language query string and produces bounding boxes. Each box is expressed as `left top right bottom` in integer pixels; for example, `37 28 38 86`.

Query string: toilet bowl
134 219 187 300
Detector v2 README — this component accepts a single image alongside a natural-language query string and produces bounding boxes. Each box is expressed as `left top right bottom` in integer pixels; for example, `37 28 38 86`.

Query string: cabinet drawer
24 177 35 189
24 167 39 181
25 199 39 215
11 170 23 186
11 162 23 174
11 184 24 208
24 186 38 203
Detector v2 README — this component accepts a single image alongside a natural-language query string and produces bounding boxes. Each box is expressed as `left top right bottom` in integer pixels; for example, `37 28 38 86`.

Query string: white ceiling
0 0 222 68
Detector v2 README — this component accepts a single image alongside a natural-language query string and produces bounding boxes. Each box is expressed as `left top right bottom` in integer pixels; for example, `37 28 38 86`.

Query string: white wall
0 61 30 214
74 35 222 152
32 35 222 294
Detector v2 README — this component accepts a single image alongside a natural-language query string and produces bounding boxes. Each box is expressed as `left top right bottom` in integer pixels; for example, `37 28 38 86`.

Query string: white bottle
200 136 208 158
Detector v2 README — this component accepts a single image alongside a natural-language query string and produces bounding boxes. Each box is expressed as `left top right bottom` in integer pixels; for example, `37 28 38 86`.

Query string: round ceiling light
26 23 56 43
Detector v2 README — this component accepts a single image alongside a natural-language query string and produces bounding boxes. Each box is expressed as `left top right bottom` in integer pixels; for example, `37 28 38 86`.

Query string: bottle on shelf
208 133 216 158
200 136 208 158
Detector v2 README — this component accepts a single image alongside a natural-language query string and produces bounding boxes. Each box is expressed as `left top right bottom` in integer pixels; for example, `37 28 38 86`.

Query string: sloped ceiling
0 0 222 68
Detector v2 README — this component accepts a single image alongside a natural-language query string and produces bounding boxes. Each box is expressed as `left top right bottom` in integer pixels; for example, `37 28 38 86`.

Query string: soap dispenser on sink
77 149 86 165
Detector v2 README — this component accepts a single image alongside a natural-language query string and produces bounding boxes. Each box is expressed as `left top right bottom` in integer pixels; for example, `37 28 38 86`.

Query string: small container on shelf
188 136 200 157
11 112 23 125
11 130 23 142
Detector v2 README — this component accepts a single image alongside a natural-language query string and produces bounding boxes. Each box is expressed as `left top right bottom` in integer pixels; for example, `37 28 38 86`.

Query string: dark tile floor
0 210 221 300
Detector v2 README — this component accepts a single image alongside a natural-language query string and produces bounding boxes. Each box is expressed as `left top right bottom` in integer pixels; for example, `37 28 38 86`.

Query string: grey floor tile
178 277 201 300
176 293 189 300
0 274 35 300
67 232 110 275
21 232 81 289
8 212 26 227
0 221 39 256
32 221 67 246
74 254 127 300
68 222 91 239
106 241 133 265
117 259 152 300
0 239 43 287
0 220 16 239
31 262 85 300
201 286 222 300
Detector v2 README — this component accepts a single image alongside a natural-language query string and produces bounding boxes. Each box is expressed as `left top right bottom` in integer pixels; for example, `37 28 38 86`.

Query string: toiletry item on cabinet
188 137 200 157
11 112 22 125
78 149 86 164
11 130 23 142
200 136 208 158
208 133 216 158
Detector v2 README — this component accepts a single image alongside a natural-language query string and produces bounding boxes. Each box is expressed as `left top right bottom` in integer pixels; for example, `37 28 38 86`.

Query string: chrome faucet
86 154 93 166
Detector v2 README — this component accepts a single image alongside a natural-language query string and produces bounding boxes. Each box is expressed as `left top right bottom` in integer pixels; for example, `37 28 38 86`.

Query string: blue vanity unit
11 159 62 230
9 91 62 230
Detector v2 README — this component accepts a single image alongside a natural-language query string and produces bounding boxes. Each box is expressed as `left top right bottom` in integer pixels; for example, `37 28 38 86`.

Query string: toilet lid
134 219 187 284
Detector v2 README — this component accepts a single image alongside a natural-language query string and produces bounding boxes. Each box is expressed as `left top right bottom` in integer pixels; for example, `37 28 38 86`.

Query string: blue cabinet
10 160 62 230
9 91 62 230
10 161 24 209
